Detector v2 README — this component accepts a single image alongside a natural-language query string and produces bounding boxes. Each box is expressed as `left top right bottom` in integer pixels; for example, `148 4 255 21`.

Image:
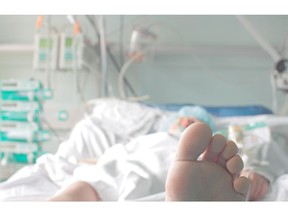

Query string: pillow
160 105 216 138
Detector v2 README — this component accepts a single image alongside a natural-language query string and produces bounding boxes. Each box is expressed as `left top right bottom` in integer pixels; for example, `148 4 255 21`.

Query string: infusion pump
275 59 288 92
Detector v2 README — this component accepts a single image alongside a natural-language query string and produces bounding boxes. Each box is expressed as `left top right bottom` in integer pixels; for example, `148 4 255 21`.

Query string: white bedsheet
0 132 177 201
0 98 169 201
73 132 177 201
55 98 168 164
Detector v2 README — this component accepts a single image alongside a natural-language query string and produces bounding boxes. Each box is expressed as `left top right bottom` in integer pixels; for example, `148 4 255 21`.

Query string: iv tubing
118 53 149 101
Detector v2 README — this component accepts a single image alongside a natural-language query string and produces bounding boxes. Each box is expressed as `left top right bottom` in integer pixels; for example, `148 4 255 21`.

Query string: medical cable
40 118 63 143
80 59 114 98
35 16 52 89
270 71 279 114
119 15 125 66
72 20 84 103
118 52 149 101
65 17 107 101
85 15 138 97
46 16 52 90
97 16 109 97
86 15 136 96
118 24 160 101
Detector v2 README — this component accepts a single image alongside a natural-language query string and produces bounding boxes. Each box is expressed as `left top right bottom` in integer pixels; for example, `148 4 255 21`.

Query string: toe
233 176 250 198
176 122 213 161
202 134 226 162
226 155 244 175
218 140 239 166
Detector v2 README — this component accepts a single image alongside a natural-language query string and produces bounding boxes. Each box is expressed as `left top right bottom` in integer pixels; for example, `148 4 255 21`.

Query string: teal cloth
162 105 216 133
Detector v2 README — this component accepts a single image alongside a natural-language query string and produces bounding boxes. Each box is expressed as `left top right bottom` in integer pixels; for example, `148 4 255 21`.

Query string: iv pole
98 15 108 97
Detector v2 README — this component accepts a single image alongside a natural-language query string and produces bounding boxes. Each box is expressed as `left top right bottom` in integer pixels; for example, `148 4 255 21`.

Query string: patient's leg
48 181 101 201
165 122 250 201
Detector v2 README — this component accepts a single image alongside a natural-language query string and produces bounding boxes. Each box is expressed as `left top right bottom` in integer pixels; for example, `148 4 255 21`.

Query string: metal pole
98 15 108 97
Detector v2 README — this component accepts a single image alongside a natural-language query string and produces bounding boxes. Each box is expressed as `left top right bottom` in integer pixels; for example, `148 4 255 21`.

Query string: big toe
176 122 213 161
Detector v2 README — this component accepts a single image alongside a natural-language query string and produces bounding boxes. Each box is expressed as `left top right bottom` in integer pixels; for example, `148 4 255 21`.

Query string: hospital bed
0 97 288 201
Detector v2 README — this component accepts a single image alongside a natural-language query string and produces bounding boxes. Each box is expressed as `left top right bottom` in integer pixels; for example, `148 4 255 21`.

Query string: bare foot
165 122 250 201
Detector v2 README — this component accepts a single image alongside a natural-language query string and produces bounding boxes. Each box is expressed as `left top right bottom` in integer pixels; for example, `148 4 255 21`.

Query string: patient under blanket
0 131 178 201
1 100 288 201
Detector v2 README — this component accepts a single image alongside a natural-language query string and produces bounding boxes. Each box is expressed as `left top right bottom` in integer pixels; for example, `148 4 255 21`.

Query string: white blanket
1 100 288 201
0 132 177 201
0 98 170 201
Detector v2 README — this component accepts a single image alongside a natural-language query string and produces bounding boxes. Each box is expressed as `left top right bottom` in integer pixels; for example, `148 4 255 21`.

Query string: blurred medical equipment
33 16 58 93
31 16 105 135
217 120 269 163
61 16 99 72
86 15 137 97
33 15 145 107
33 16 100 98
0 79 52 181
273 58 288 115
236 15 288 115
33 30 59 71
118 26 157 101
128 27 157 61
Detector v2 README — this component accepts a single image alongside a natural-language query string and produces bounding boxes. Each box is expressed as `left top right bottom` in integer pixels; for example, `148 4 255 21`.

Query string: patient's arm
48 181 101 201
241 170 270 201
